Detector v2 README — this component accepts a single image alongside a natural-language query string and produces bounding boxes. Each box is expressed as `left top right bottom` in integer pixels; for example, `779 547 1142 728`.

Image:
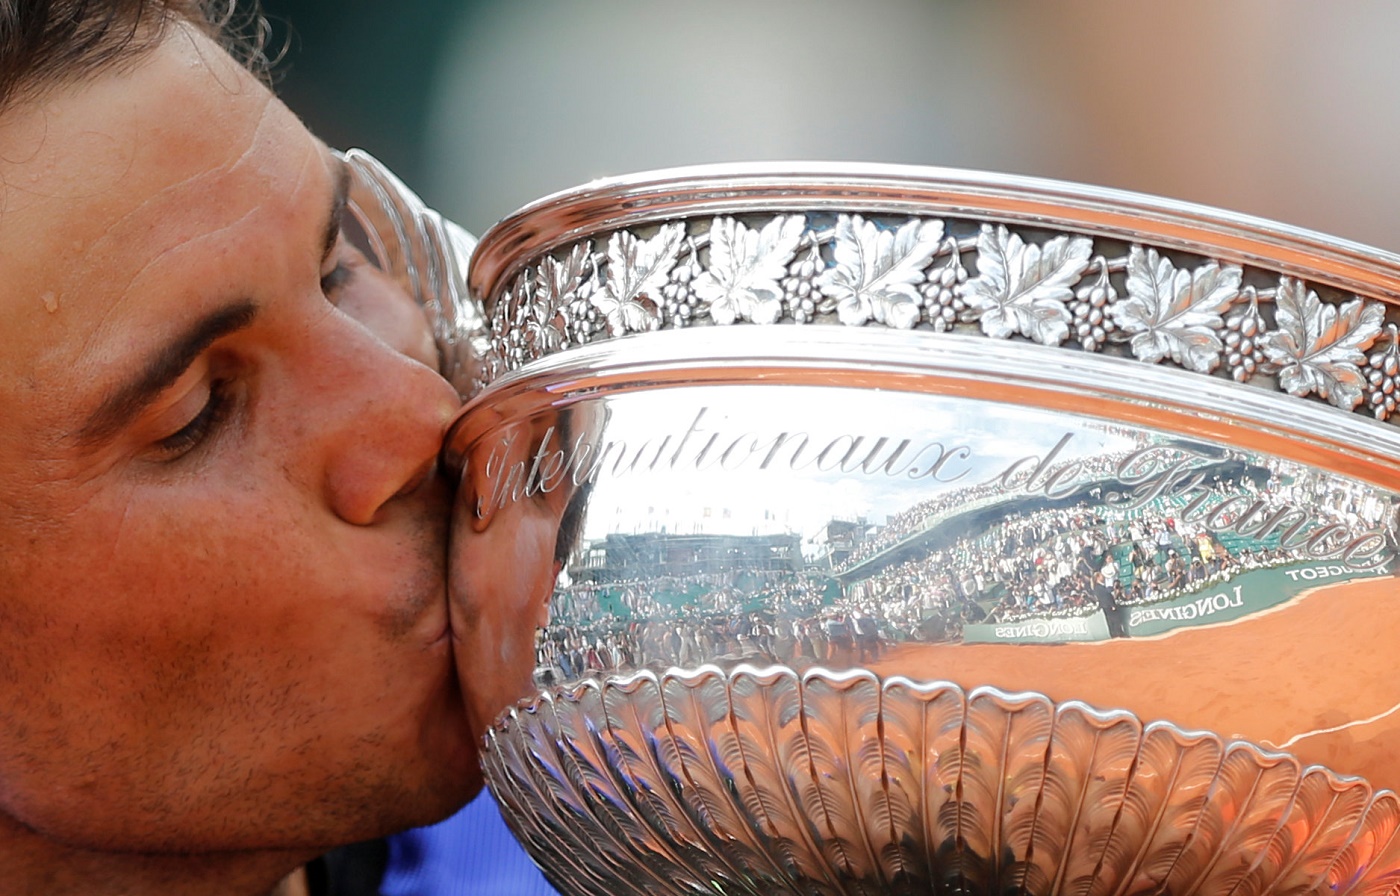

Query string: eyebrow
73 301 259 448
323 156 350 263
72 158 345 449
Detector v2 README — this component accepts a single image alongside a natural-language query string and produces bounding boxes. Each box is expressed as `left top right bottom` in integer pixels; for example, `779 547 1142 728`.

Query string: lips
385 469 454 649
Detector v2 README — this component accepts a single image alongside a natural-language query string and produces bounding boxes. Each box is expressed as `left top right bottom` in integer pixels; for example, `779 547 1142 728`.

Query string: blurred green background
261 0 453 191
263 1 1400 251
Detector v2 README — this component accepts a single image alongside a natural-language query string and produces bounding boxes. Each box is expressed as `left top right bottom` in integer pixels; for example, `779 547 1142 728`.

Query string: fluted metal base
484 665 1399 896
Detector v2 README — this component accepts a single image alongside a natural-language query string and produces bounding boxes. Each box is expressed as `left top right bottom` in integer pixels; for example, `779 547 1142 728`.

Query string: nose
317 320 461 527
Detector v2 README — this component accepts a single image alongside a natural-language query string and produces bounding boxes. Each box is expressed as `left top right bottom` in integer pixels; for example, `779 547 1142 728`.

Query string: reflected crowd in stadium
532 444 1397 684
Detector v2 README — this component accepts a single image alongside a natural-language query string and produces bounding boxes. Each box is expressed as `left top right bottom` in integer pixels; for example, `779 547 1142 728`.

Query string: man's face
0 28 477 852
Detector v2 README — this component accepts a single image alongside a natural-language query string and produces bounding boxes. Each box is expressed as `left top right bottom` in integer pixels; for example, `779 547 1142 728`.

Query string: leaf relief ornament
1259 277 1385 410
1112 246 1242 373
492 273 533 370
816 214 943 329
527 242 591 356
591 223 686 336
961 224 1091 345
692 215 805 325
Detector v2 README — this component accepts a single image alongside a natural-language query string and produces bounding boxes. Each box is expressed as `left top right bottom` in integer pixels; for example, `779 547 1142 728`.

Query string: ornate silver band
467 164 1400 424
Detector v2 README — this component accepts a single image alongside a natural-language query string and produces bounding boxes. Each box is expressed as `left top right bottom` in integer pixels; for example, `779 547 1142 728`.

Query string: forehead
0 26 326 380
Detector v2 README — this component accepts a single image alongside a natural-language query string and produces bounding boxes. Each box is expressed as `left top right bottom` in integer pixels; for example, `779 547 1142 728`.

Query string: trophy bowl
440 163 1400 896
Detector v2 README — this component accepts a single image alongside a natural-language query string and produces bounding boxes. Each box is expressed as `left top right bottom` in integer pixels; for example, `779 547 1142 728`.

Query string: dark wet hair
0 0 269 113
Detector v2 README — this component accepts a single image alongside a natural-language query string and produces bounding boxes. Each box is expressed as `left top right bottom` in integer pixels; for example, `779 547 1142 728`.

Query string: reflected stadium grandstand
535 437 1398 684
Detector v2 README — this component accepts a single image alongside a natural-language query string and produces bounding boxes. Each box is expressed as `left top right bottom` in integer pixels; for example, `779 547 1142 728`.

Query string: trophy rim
466 161 1400 309
444 326 1400 491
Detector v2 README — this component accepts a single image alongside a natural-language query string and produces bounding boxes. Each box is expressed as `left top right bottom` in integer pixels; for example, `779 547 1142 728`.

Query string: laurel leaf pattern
693 215 805 325
482 712 625 896
1112 246 1242 373
774 675 851 891
986 690 1056 896
554 681 708 892
1334 793 1400 896
879 678 965 890
555 683 637 824
961 224 1091 345
1045 705 1143 896
801 670 887 891
952 687 1022 891
1179 745 1301 896
1251 769 1371 896
816 214 943 328
599 672 743 889
1094 723 1222 896
714 670 785 843
726 667 842 890
706 671 816 890
843 678 906 888
591 224 686 336
659 668 780 893
533 693 662 895
770 676 857 896
1260 277 1385 409
518 694 599 828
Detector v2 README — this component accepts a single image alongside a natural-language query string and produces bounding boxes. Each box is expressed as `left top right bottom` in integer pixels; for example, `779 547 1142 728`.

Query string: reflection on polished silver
443 165 1400 896
339 148 487 397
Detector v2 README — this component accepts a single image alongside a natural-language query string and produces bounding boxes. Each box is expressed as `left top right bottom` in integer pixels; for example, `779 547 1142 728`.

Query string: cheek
0 493 253 802
2 488 274 691
3 459 340 700
0 472 442 837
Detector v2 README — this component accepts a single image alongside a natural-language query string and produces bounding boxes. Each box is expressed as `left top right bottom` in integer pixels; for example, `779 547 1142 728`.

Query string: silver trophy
352 155 1400 896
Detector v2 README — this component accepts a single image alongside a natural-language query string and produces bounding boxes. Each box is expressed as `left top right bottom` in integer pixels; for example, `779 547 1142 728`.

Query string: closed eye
152 378 235 460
